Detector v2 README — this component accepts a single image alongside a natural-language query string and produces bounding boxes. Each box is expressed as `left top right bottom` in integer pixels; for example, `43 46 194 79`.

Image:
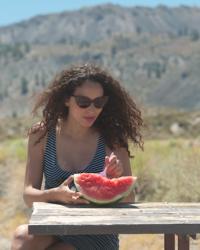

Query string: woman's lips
83 116 96 123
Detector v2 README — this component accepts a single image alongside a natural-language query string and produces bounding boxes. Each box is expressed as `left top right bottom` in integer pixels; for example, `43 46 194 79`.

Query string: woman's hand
52 176 89 204
104 152 123 178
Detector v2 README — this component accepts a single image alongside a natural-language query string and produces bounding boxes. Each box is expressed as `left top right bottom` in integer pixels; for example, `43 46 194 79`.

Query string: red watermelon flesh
73 173 137 204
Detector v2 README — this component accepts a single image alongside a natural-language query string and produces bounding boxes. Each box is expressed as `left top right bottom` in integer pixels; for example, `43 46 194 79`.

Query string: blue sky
0 0 200 27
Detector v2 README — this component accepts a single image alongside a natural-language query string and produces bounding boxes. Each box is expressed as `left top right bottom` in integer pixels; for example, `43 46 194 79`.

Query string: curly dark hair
29 63 144 157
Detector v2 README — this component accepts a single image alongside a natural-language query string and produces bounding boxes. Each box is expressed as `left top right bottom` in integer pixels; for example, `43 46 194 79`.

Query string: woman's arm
23 126 52 208
23 125 88 208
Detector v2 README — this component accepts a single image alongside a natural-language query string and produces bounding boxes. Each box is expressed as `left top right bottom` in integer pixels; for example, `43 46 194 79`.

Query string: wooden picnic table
28 202 200 250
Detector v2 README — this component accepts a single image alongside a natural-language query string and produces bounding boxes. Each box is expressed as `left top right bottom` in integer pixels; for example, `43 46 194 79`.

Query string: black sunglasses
72 95 109 109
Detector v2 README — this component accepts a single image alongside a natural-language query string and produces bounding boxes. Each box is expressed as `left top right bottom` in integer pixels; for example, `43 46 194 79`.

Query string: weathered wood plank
28 224 200 235
28 202 200 235
31 202 200 216
164 234 175 250
31 210 200 217
178 235 189 250
33 202 200 209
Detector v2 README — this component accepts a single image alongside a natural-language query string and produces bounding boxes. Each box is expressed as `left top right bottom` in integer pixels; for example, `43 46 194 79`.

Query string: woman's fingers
109 152 117 161
114 167 123 177
105 152 116 165
71 193 89 204
107 167 119 177
108 153 118 166
106 158 123 178
71 196 90 204
56 176 90 204
62 190 88 204
62 175 74 186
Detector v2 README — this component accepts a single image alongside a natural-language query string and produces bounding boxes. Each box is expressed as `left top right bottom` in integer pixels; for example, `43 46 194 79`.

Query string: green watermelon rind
73 174 136 205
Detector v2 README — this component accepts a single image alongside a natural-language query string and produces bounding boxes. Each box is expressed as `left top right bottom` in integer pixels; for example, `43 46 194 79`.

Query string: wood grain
28 202 200 235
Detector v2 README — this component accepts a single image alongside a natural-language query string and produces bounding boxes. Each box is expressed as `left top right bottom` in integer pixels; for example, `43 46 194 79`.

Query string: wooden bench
28 202 200 250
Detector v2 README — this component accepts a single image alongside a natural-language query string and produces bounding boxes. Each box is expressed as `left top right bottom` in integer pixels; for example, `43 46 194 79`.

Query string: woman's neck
57 118 96 140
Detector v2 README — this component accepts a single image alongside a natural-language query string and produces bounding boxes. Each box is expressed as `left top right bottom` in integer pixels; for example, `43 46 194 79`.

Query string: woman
11 63 144 250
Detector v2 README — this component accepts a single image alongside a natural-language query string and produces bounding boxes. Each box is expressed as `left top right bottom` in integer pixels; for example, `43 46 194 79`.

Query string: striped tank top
43 128 119 250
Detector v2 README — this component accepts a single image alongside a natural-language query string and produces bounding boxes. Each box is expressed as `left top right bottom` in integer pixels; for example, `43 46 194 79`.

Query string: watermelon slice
73 173 137 204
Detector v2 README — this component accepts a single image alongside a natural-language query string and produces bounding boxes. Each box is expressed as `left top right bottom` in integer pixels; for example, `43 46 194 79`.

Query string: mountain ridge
0 4 200 117
1 4 200 44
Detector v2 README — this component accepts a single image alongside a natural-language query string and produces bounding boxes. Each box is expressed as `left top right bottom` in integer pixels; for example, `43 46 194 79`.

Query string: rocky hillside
1 4 200 117
1 4 200 45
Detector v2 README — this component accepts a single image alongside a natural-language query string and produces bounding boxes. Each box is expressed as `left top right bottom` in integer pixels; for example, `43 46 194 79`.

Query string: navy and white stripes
43 128 119 250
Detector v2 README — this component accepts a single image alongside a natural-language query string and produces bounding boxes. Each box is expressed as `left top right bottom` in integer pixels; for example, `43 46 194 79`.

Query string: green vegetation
2 138 27 161
131 138 200 202
1 136 199 204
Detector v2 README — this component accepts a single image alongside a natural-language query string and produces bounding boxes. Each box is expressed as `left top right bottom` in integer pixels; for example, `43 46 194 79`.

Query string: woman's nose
87 103 97 111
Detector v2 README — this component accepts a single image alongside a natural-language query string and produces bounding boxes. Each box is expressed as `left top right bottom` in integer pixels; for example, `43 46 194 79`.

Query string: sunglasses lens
73 95 109 109
94 96 109 108
75 96 91 108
